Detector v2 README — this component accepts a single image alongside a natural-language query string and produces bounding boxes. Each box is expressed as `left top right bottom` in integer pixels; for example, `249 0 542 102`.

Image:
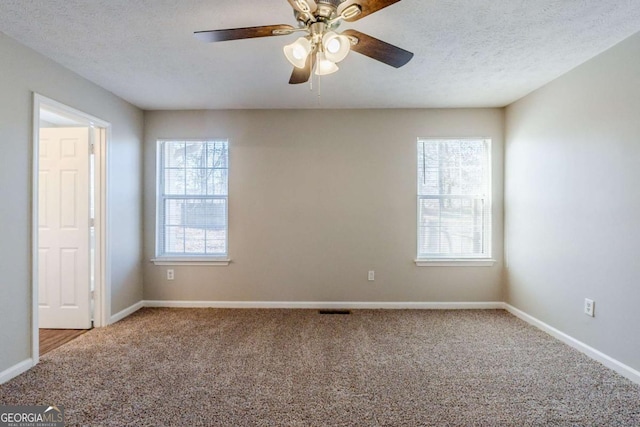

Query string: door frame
31 93 112 364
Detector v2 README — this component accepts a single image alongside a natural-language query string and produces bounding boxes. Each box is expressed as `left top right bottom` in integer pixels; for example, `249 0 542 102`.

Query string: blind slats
417 138 491 258
158 140 229 257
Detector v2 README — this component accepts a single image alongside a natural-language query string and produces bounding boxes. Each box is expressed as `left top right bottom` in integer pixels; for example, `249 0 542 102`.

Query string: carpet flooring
1 308 639 426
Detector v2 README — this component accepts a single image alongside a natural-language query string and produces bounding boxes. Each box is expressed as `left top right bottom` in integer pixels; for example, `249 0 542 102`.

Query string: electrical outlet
368 271 375 281
584 298 595 317
167 269 174 281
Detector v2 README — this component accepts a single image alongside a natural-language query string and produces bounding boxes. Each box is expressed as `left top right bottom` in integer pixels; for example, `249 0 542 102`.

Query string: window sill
151 258 231 266
414 259 496 267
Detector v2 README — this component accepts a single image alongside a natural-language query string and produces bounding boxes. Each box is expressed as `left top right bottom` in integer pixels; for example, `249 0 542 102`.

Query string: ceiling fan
194 0 414 84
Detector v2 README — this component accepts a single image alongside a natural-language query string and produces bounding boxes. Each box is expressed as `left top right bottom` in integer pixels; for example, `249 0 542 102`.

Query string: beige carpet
1 308 639 426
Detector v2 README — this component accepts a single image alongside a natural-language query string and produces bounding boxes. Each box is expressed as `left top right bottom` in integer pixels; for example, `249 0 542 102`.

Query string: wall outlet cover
584 298 595 317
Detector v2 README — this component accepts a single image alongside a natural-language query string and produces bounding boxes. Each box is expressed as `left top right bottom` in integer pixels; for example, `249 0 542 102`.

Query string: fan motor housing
317 0 343 6
295 0 343 25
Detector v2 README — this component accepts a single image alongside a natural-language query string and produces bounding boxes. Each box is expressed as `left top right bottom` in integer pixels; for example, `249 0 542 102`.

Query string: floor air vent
318 309 351 315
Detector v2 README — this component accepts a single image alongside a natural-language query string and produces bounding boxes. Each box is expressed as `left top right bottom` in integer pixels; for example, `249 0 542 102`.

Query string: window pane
186 169 208 195
184 227 206 254
158 139 229 257
461 166 483 195
417 138 490 259
185 142 207 168
165 141 185 168
162 198 227 256
207 141 228 168
164 169 185 195
206 228 227 255
165 226 185 254
418 139 488 197
418 143 438 194
418 197 485 257
208 169 228 196
165 199 184 226
180 199 226 229
418 198 441 255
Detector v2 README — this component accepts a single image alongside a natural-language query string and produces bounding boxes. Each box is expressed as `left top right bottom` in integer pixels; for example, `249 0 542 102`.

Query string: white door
39 127 92 329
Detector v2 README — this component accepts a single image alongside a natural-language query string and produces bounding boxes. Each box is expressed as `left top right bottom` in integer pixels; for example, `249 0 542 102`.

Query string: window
156 139 229 262
417 138 491 262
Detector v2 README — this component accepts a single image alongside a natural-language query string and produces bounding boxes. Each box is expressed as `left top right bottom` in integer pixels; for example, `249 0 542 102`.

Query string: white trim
155 139 230 260
504 303 640 385
0 359 33 385
143 300 505 310
31 98 40 365
151 258 230 266
110 301 144 324
139 300 640 384
93 124 111 327
13 299 640 387
32 94 112 366
415 259 496 267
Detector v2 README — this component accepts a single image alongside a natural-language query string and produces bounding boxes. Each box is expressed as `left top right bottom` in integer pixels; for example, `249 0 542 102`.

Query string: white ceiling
1 0 640 110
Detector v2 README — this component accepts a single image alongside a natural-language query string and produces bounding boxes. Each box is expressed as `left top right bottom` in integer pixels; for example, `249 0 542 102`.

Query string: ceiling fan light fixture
194 0 414 86
315 52 339 75
294 0 313 13
340 4 362 20
284 37 312 68
322 31 350 63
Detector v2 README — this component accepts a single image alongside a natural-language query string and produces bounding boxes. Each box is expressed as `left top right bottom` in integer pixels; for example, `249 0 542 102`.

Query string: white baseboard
5 302 638 386
0 358 33 385
504 303 640 385
143 300 504 310
109 301 144 324
88 298 640 386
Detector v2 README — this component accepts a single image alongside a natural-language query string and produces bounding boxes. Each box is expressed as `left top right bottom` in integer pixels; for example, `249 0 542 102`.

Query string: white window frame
415 137 494 267
152 139 230 266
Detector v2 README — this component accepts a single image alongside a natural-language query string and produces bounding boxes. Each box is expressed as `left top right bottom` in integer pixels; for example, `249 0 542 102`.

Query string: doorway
32 94 111 362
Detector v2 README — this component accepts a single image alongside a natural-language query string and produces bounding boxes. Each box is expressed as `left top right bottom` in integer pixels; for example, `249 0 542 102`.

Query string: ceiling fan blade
194 25 296 43
342 29 413 68
289 52 316 84
287 0 318 14
338 0 401 22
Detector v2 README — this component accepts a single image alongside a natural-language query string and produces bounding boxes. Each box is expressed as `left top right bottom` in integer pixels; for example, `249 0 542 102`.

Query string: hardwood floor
39 329 89 356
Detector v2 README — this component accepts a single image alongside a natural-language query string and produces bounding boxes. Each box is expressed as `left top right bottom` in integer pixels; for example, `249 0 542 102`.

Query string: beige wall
144 109 504 303
505 32 640 371
0 34 144 373
4 12 638 383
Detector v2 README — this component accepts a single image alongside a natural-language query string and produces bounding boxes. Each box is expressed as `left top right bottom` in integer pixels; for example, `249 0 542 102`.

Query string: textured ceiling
1 0 640 110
